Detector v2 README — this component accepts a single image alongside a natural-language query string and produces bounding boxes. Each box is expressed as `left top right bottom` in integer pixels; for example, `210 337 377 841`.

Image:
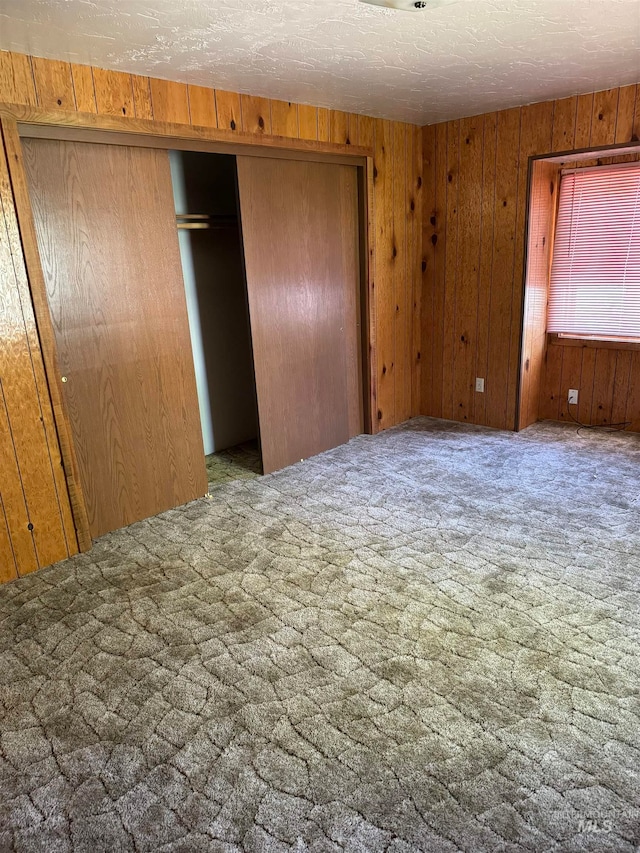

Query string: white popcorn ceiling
0 0 638 125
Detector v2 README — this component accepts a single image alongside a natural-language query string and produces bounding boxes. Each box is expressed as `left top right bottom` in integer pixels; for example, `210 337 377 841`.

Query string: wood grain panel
590 88 619 148
373 118 395 428
357 115 374 149
0 130 75 570
615 85 637 143
236 156 362 474
0 493 18 583
454 115 483 424
150 79 190 124
241 95 271 134
393 121 410 423
215 90 241 131
298 105 318 141
518 161 557 429
23 139 207 538
318 108 330 143
92 68 134 117
410 124 423 416
509 102 553 428
271 100 298 138
32 57 75 111
2 118 88 551
187 85 217 128
441 119 460 422
131 75 153 120
71 64 97 114
0 377 38 577
474 111 497 428
0 52 36 106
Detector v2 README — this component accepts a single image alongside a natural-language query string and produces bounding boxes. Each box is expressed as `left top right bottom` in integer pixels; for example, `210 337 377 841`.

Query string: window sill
547 333 640 352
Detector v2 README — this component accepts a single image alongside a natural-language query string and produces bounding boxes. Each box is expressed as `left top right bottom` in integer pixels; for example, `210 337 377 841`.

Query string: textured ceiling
0 0 638 124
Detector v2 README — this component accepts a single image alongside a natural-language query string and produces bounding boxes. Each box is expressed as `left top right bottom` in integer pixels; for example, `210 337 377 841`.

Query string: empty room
0 0 639 850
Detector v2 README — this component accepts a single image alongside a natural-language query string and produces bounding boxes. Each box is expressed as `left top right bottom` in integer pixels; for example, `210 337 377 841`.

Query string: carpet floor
0 418 639 852
205 442 262 486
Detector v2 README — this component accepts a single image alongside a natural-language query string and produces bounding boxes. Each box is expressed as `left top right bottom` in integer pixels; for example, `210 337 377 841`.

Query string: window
548 162 640 342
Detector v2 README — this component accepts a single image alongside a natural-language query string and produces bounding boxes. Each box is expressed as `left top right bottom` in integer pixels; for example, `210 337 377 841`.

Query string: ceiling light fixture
360 0 458 10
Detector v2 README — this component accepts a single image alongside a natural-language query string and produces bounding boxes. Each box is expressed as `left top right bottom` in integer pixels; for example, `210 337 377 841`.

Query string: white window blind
548 163 640 341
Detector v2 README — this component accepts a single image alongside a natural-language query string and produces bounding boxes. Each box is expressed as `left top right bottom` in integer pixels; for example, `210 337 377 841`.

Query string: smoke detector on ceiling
360 0 458 9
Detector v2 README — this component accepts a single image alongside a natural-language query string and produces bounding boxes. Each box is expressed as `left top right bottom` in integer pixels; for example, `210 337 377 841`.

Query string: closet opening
169 151 263 485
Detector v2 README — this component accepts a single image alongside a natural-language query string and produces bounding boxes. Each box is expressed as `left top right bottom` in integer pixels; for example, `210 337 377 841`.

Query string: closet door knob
61 376 68 383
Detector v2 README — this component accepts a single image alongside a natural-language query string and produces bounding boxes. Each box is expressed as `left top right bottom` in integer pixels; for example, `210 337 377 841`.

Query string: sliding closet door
22 139 207 539
236 157 362 474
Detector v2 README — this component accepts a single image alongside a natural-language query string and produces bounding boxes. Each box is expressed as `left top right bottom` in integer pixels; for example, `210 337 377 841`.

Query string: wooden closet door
22 139 207 539
236 157 362 474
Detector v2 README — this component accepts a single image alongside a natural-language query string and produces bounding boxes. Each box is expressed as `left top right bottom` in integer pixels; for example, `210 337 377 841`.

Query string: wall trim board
4 104 371 160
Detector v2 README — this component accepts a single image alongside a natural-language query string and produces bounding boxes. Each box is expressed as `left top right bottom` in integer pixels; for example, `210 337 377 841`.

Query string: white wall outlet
475 377 485 393
568 389 579 405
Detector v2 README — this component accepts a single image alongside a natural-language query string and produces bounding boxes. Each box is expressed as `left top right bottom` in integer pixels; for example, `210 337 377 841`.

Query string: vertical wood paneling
442 120 460 421
454 115 483 423
215 90 241 131
330 110 351 146
318 108 330 143
71 64 97 114
373 118 395 428
429 122 448 419
574 92 594 148
357 115 374 149
393 122 409 422
271 100 298 138
0 135 74 572
298 105 318 141
0 494 18 583
32 57 75 110
150 79 190 124
474 111 497 428
615 85 637 143
131 75 153 120
411 124 423 416
508 102 553 428
485 108 520 429
627 353 640 431
611 350 632 425
518 161 557 429
92 68 134 116
241 95 271 134
187 85 217 128
422 80 640 433
0 52 37 106
590 88 619 147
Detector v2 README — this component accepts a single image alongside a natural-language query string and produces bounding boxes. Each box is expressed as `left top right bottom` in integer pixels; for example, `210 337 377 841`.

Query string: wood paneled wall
421 84 640 430
0 50 421 579
518 160 558 430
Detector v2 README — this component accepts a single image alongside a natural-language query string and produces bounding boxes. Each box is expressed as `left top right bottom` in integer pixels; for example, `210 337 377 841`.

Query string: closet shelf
176 213 238 230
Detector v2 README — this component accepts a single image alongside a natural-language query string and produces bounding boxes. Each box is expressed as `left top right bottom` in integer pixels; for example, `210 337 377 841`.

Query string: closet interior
169 151 262 483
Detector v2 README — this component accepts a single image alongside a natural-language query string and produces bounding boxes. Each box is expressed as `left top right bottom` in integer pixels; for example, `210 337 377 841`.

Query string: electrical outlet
475 377 485 393
568 389 579 405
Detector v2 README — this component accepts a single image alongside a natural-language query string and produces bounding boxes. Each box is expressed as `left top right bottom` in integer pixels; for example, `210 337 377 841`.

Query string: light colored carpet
0 418 639 852
205 441 262 486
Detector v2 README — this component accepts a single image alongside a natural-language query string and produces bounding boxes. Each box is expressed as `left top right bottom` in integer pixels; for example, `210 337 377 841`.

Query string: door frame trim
0 104 375 551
